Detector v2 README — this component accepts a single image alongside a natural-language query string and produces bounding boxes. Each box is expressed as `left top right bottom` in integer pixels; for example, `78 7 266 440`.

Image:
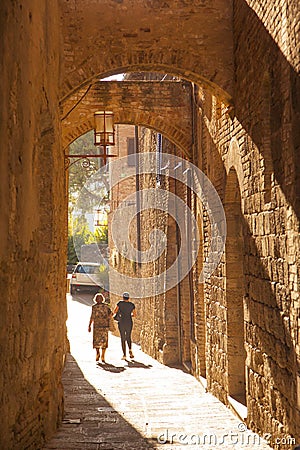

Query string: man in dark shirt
113 292 136 360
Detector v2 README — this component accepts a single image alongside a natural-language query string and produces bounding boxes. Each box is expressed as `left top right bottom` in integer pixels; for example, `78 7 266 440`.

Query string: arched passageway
1 1 299 449
225 167 246 405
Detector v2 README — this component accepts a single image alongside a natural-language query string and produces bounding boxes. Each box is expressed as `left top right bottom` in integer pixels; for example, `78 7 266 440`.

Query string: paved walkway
44 294 273 450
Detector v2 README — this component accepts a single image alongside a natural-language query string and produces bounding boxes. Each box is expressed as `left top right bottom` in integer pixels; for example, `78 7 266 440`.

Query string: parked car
70 262 107 295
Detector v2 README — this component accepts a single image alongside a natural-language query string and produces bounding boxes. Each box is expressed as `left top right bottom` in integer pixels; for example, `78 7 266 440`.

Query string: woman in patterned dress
88 293 112 362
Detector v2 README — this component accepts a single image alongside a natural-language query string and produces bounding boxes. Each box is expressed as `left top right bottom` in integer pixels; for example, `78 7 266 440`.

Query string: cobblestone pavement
43 294 273 450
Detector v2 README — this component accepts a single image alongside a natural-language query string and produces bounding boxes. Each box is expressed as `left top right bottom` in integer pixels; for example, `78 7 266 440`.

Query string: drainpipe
135 126 141 267
174 153 183 363
156 133 162 186
186 168 195 343
189 83 197 343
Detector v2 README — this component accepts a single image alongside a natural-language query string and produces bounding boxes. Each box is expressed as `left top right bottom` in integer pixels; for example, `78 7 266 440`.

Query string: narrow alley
1 2 299 449
44 294 273 450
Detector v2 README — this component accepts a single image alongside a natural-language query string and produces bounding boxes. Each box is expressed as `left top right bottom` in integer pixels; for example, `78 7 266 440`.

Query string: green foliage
67 235 78 265
67 215 94 264
67 130 110 263
94 226 108 244
68 131 101 215
67 215 109 263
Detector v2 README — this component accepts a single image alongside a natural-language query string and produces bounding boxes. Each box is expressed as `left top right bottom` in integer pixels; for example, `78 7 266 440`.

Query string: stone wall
199 0 300 444
137 132 182 365
108 124 142 338
109 123 186 365
0 2 67 449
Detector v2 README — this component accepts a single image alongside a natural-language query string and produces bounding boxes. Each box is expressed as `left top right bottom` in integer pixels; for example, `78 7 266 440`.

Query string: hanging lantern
64 111 118 170
94 209 108 228
94 111 115 146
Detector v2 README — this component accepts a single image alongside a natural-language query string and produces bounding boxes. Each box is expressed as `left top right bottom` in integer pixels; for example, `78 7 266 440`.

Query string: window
127 137 136 166
75 264 100 274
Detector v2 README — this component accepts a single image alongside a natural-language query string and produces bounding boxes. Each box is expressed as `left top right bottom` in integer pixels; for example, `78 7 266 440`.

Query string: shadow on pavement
96 362 126 373
96 360 152 372
43 354 155 449
126 360 152 369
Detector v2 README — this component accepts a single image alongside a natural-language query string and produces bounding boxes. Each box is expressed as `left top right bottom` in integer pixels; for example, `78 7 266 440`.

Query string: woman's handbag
113 311 122 322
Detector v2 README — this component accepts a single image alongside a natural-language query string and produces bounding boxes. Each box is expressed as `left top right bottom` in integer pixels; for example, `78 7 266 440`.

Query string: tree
67 131 110 262
67 215 94 264
68 130 102 215
94 226 108 244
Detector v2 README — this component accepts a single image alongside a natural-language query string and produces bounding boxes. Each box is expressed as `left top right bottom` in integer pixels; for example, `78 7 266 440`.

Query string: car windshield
75 264 100 274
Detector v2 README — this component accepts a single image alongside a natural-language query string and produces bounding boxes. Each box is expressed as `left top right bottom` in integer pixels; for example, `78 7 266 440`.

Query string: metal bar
65 154 116 158
64 152 116 170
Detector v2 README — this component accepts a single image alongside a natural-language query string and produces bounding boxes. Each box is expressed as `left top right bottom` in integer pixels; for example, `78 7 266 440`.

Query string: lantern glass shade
94 111 115 146
94 209 108 227
97 145 118 157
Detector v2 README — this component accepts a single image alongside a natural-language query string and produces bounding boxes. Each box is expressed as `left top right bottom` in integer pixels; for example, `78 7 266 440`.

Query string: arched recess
224 164 246 406
60 0 234 103
194 205 206 378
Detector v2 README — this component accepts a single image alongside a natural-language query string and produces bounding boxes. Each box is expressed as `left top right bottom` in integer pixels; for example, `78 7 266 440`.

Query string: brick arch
61 81 193 157
61 0 234 103
224 138 245 205
63 112 191 159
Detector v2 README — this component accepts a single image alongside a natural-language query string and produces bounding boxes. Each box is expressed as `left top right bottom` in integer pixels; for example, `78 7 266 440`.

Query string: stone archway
224 166 246 406
60 0 234 103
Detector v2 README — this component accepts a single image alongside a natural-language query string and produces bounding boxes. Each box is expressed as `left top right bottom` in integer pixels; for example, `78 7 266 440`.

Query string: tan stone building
0 1 299 449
